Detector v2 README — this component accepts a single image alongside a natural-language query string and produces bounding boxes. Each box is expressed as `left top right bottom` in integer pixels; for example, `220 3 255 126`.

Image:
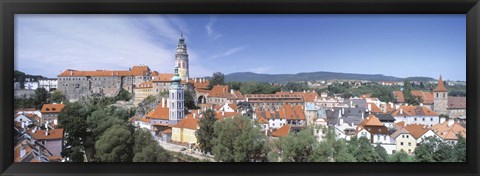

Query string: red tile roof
209 85 230 98
152 74 174 82
173 116 198 130
390 106 438 116
137 81 153 88
272 125 291 137
448 96 466 109
30 128 64 140
433 75 448 92
404 124 430 139
368 103 383 113
432 121 466 140
58 66 150 77
41 104 65 113
275 91 318 102
146 100 169 120
215 111 239 121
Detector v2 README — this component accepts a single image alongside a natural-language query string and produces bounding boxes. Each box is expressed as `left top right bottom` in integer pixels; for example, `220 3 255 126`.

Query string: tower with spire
433 75 448 115
169 66 185 124
175 32 189 82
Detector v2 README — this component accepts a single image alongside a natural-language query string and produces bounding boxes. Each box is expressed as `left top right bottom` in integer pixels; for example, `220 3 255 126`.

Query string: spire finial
180 26 184 38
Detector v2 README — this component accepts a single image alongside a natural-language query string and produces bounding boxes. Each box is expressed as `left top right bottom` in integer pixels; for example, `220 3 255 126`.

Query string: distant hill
223 71 434 83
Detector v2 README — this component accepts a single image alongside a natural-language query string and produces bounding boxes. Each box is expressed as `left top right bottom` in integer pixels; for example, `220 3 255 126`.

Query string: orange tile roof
209 85 230 98
189 79 210 89
146 100 169 120
433 75 448 92
368 103 383 113
41 104 65 113
432 121 466 140
152 73 174 82
58 66 150 77
448 96 466 109
47 155 63 162
151 71 159 77
404 124 430 139
357 115 385 133
275 91 318 102
394 91 405 103
137 81 153 88
245 94 304 103
271 125 291 137
215 111 239 121
390 106 438 116
31 128 64 140
281 104 305 120
14 141 33 162
139 117 151 123
411 90 434 104
162 129 172 134
257 117 268 124
173 116 198 130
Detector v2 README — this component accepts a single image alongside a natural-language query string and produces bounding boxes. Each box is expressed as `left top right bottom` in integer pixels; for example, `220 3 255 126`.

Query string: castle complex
57 34 192 103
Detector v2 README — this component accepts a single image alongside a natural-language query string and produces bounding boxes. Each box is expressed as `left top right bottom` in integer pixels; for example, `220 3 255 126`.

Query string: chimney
193 113 196 119
440 117 446 124
231 89 234 94
222 111 225 117
420 103 423 106
342 108 345 115
45 128 49 136
162 97 165 108
303 90 306 93
447 119 454 127
290 90 293 93
339 118 344 125
400 108 403 114
20 146 27 158
368 104 372 112
362 112 364 119
70 70 73 76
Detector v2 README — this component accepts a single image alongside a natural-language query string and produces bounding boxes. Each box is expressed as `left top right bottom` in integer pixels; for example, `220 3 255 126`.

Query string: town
14 34 467 162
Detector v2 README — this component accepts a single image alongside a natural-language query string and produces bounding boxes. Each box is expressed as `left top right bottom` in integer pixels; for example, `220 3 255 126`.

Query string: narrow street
156 140 215 162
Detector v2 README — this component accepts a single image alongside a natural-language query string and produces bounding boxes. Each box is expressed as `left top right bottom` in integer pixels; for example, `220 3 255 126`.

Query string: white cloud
210 46 248 60
205 17 222 41
15 14 186 77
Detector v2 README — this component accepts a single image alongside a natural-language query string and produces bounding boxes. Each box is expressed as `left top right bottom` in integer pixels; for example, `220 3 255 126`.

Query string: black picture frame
1 0 479 175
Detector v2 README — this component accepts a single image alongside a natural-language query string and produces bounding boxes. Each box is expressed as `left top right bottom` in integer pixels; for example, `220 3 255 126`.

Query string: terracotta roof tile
215 111 239 121
368 103 383 113
41 104 65 113
30 128 64 140
404 124 430 139
432 121 466 140
58 66 150 77
271 125 291 137
390 106 438 116
209 85 230 98
433 75 448 92
146 100 169 120
137 81 153 88
173 116 198 130
152 74 174 82
448 96 466 109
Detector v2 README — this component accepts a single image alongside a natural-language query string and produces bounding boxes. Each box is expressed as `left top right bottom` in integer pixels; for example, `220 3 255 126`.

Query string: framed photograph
1 0 479 175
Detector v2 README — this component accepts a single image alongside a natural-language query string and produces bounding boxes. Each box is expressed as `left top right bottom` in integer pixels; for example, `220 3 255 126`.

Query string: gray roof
375 113 396 122
326 107 368 126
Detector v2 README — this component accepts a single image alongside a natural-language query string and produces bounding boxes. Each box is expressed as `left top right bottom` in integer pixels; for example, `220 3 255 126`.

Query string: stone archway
197 95 206 104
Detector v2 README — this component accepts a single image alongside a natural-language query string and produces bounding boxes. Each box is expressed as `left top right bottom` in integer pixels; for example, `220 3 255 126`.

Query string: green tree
371 86 395 103
132 128 171 162
273 127 317 162
87 110 124 140
51 90 66 104
352 137 378 162
95 125 134 162
195 109 217 154
211 116 267 162
453 135 466 162
208 72 225 89
334 140 356 162
403 81 420 105
184 89 198 110
32 87 50 110
374 144 389 162
388 150 410 162
115 88 132 101
414 136 441 162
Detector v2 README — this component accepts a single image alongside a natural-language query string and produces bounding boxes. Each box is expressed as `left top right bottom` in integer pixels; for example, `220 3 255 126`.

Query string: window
400 142 404 146
414 118 417 121
408 142 411 146
422 118 425 121
431 118 433 121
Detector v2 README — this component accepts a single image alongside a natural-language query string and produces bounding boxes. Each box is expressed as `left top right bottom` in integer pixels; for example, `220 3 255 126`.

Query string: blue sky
15 14 466 81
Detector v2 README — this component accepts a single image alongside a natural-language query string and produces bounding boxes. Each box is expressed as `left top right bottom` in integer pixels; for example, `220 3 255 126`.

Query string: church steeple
433 75 447 92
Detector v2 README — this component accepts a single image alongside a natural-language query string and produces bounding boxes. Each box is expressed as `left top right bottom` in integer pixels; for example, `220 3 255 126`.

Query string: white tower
175 32 189 82
169 66 185 124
